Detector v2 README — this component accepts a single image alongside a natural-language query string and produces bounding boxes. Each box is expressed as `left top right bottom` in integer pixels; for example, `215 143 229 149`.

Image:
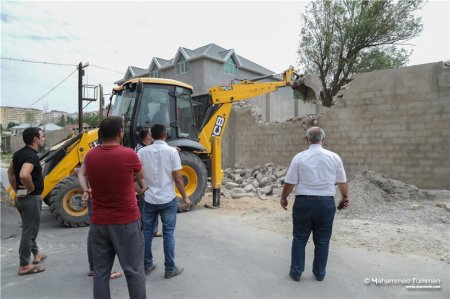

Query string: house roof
131 66 147 76
114 66 147 84
187 43 273 75
40 123 63 131
11 123 35 129
119 43 276 83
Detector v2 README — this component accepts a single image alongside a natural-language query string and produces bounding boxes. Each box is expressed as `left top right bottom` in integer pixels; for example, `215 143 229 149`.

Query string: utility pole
78 62 89 132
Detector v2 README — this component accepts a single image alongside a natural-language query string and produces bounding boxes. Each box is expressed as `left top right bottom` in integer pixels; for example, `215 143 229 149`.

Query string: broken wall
222 62 450 190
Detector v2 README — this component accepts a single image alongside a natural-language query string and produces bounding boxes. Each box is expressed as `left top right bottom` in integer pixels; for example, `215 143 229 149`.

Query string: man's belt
295 195 334 200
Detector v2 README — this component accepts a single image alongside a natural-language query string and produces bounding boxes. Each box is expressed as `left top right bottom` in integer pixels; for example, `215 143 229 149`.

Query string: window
176 55 189 74
137 85 171 128
150 70 160 78
224 56 238 75
175 86 196 139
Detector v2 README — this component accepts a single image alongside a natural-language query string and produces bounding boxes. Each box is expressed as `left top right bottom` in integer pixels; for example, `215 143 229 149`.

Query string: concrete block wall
249 89 327 122
222 62 450 190
319 62 450 190
10 128 74 153
222 110 310 168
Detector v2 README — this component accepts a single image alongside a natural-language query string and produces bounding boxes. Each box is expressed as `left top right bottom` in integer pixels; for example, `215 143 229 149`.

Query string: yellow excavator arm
198 66 320 207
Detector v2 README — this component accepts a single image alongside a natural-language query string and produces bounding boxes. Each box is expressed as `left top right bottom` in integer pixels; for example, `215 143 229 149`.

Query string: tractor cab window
110 86 137 147
137 85 174 138
175 86 197 139
111 88 136 122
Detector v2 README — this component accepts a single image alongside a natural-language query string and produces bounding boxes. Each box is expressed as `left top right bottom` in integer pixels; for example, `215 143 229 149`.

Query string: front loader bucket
292 74 321 101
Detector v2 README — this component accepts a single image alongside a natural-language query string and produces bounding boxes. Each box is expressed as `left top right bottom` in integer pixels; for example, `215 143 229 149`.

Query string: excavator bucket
292 74 321 102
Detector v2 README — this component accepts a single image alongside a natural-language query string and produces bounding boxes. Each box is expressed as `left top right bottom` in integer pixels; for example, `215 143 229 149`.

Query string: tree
66 116 77 125
25 110 37 124
57 115 67 127
297 0 424 107
83 112 100 127
7 121 19 129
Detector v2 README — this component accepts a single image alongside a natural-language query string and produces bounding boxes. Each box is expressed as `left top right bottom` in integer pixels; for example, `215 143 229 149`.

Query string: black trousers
92 220 146 299
15 195 42 266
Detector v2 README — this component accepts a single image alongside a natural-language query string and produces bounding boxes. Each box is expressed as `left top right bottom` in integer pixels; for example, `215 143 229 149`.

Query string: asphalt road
1 204 449 299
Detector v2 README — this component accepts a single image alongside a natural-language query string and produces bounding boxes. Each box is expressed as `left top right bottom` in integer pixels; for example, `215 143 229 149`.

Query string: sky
1 0 449 114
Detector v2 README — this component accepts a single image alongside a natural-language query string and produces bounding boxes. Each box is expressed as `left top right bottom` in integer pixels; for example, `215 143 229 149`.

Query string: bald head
306 126 325 144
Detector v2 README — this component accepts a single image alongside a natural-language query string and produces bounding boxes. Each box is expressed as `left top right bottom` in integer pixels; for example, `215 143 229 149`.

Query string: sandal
33 253 47 264
110 271 122 279
18 265 45 276
87 271 122 279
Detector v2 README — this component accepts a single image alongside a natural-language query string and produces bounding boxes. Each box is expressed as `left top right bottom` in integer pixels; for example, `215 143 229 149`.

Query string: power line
1 57 78 67
90 64 124 74
2 57 124 75
28 68 78 108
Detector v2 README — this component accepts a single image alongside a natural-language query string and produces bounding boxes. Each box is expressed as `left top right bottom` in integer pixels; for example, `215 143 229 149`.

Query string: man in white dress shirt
138 123 191 279
280 126 349 282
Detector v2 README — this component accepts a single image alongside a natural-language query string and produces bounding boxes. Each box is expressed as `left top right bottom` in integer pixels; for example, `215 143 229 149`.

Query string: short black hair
139 127 150 141
151 124 166 140
99 116 123 140
22 127 42 145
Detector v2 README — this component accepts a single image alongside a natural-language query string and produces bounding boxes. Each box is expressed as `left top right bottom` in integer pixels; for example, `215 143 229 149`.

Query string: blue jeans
143 198 177 272
290 196 336 279
87 201 94 271
137 195 159 234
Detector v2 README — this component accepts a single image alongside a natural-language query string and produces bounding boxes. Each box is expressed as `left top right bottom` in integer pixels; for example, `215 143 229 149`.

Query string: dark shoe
314 275 324 281
165 266 184 279
289 272 301 282
145 264 156 276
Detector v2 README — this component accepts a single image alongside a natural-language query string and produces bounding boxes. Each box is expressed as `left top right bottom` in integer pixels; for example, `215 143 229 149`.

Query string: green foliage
83 112 100 127
25 110 37 123
66 116 76 125
57 115 67 127
7 121 19 129
298 0 424 107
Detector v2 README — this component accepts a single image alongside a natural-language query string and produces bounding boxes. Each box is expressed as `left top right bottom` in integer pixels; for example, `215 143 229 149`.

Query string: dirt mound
217 170 449 262
338 170 450 225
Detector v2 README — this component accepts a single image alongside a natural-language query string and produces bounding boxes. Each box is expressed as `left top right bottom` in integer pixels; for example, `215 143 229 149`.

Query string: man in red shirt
78 116 147 299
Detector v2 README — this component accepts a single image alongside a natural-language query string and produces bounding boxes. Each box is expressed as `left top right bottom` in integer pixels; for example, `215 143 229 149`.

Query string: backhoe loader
7 67 319 227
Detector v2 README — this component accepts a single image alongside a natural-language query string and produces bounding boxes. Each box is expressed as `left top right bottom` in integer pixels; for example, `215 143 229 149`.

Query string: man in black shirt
7 127 47 276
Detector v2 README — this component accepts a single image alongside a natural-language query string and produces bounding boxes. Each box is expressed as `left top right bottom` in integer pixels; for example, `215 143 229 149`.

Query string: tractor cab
110 78 198 148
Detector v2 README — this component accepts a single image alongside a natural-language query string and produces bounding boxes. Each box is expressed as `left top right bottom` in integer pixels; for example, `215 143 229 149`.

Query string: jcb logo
212 116 225 136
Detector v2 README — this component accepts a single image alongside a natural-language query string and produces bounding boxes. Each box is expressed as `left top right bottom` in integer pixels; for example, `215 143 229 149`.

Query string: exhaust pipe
292 75 321 101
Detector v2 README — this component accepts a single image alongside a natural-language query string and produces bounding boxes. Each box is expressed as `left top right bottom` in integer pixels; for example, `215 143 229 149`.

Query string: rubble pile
219 163 288 200
233 102 265 126
339 170 450 225
285 114 319 129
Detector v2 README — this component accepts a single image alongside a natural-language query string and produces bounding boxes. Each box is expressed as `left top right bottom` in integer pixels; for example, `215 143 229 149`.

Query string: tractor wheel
42 149 67 207
177 151 208 212
48 176 89 227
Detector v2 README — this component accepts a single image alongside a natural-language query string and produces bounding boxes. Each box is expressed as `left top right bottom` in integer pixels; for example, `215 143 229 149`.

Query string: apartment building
42 110 69 124
0 106 43 128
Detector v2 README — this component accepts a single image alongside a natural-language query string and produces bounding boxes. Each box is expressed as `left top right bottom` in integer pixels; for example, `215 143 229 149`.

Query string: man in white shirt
280 126 349 282
138 124 191 279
